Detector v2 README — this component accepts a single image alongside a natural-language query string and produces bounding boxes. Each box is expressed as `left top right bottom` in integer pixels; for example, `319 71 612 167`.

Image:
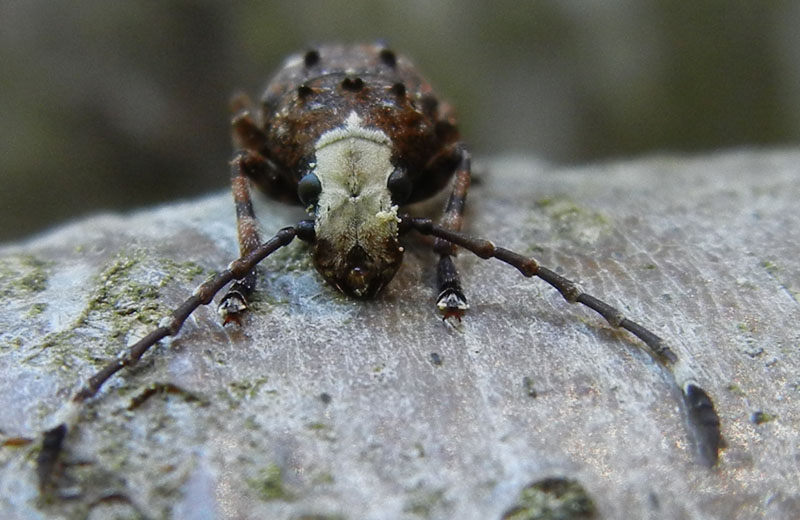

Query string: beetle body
242 44 462 297
37 43 721 493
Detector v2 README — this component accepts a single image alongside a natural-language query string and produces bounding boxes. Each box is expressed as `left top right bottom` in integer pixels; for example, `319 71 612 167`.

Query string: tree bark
1 151 798 519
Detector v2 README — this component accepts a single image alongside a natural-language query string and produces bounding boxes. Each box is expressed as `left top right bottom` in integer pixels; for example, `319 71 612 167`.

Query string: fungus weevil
37 43 722 490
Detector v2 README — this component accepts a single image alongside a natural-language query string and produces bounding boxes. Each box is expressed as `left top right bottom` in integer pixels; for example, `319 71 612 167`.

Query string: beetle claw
218 291 247 326
437 288 469 322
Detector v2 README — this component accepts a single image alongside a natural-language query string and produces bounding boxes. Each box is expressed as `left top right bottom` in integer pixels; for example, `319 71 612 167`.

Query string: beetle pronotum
37 43 722 489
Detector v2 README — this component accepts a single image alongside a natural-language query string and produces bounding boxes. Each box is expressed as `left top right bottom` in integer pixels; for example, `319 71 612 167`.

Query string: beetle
37 43 722 489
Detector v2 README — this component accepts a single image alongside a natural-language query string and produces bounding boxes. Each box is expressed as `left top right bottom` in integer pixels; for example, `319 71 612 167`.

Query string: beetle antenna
36 223 313 490
401 216 722 466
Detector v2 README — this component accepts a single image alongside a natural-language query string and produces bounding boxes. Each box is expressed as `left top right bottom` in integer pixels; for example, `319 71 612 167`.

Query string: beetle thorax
311 111 403 297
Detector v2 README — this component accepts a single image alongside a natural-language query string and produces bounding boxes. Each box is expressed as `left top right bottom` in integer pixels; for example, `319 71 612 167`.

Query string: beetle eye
387 168 412 204
298 172 321 206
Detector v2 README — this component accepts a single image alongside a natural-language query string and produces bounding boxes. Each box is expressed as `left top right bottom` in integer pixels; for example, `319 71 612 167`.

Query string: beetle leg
231 95 267 151
404 216 723 466
218 151 266 324
230 99 299 206
218 98 271 323
433 146 471 321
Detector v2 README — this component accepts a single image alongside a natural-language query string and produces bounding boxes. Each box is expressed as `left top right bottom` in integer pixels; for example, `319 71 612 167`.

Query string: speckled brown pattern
222 43 469 305
251 43 461 205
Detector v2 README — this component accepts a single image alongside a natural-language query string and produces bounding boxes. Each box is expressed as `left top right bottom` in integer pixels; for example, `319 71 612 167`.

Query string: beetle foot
684 383 723 466
218 290 247 326
37 423 67 492
437 288 469 322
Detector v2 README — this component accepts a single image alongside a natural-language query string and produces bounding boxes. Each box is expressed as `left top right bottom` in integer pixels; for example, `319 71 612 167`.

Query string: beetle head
307 112 404 297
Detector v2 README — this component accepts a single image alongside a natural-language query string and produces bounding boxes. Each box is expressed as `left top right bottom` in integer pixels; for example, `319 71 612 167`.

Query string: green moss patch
530 196 611 247
502 477 596 520
0 254 51 298
248 464 293 501
25 250 204 375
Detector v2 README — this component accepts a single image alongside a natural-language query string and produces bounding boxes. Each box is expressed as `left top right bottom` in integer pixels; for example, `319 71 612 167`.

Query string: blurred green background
2 1 799 241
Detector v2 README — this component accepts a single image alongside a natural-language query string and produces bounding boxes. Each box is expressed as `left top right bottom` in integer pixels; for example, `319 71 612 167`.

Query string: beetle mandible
37 43 722 488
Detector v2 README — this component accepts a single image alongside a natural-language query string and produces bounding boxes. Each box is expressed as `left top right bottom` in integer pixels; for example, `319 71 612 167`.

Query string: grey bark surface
1 151 798 519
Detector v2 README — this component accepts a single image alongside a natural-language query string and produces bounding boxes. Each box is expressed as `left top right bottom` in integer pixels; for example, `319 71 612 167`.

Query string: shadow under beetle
37 43 722 490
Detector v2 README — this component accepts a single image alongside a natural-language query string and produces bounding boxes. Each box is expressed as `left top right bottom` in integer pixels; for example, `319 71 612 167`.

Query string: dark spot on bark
751 410 776 424
303 49 320 67
523 376 538 398
501 478 596 520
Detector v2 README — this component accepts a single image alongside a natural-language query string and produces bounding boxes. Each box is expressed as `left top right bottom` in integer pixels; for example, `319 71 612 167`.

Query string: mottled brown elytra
37 43 722 491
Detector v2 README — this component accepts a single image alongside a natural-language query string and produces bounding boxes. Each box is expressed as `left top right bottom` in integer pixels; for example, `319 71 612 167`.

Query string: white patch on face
312 111 399 254
315 111 390 149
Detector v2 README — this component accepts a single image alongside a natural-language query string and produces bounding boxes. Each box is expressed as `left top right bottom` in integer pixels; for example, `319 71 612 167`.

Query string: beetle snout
340 245 386 298
313 240 403 299
345 265 372 298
